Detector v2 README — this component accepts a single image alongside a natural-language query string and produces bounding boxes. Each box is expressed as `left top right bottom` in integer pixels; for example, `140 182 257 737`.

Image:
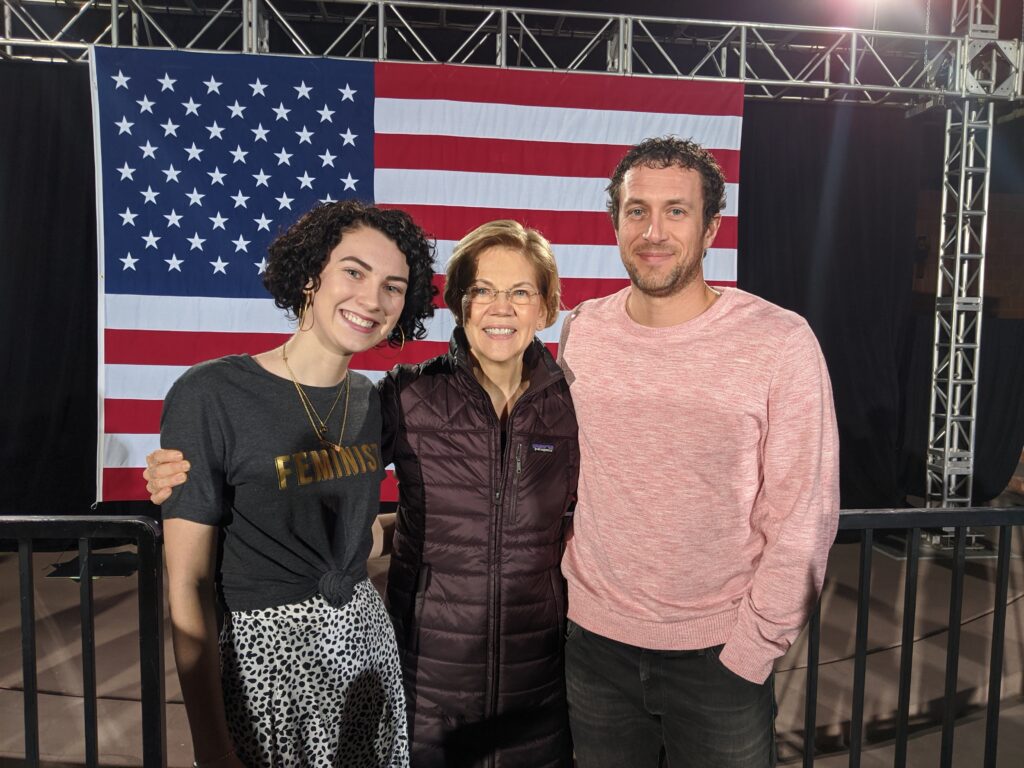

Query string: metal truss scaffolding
926 0 1010 508
2 1 1022 506
3 1 1021 105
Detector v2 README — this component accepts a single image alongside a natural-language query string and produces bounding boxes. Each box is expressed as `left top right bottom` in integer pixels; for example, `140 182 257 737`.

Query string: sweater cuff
718 637 775 685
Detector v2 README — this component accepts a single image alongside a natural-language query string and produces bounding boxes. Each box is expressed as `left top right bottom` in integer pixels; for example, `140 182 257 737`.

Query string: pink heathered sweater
558 286 839 684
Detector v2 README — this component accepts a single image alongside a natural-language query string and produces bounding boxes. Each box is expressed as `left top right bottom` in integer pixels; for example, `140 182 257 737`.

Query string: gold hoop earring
382 323 406 351
298 293 313 332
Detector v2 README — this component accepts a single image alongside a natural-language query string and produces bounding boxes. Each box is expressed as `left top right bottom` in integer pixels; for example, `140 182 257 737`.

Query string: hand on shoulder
143 448 191 505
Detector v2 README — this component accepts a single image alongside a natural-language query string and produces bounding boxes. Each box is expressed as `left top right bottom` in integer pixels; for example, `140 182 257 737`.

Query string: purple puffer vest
380 329 579 768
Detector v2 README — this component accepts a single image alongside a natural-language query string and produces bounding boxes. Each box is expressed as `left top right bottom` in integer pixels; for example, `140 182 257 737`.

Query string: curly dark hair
606 136 726 231
264 200 437 346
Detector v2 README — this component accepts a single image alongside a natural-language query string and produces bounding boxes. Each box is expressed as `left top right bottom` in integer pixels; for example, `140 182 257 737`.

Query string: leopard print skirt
219 580 410 767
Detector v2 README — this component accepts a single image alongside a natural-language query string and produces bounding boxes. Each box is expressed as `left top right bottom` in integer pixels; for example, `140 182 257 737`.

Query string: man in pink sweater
558 137 839 767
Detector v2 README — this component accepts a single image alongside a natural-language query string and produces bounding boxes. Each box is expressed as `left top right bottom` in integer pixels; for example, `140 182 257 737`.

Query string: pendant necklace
282 340 350 452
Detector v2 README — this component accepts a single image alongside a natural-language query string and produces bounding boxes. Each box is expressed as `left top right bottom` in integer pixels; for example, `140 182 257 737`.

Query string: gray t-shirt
160 354 384 612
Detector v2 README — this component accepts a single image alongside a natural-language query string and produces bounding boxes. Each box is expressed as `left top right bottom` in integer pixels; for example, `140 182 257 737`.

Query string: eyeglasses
464 286 540 305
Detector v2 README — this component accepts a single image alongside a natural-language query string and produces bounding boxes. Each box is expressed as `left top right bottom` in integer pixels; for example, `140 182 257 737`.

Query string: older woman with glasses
381 219 577 768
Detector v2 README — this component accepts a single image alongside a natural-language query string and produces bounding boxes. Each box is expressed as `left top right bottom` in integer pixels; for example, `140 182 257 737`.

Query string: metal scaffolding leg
925 0 999 513
926 98 992 523
242 0 268 54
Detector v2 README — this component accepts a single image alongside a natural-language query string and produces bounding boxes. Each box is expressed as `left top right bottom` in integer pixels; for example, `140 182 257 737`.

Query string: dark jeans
565 620 776 768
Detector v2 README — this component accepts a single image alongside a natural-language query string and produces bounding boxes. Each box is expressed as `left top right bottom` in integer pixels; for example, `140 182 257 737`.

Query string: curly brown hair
606 136 726 231
263 200 437 345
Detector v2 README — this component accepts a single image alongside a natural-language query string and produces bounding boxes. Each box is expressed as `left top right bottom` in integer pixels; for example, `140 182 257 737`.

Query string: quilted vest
380 329 579 768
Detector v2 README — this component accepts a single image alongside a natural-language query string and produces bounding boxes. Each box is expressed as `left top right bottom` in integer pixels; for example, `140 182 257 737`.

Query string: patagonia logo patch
532 443 555 453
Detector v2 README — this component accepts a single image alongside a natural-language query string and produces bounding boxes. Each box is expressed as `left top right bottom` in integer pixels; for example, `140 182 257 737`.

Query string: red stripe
103 335 560 371
376 62 744 116
103 467 402 504
105 399 162 433
103 329 453 368
559 279 734 309
560 278 628 307
105 329 287 365
351 341 450 369
356 341 559 368
431 273 448 307
103 468 151 501
393 205 614 244
376 135 741 182
381 471 398 503
388 205 738 249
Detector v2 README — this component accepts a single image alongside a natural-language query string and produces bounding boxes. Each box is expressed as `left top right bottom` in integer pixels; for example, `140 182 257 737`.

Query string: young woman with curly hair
154 200 435 768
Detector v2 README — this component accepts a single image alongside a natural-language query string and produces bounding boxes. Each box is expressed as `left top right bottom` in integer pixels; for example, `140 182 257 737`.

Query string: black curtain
738 101 922 508
738 100 1024 507
0 62 100 514
1 62 1022 515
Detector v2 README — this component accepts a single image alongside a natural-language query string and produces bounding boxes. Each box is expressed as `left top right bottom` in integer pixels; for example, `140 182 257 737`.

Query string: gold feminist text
274 443 381 490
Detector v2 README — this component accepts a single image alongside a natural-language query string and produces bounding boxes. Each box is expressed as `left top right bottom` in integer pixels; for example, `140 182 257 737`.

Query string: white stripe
104 365 386 403
104 247 735 338
103 433 158 468
538 315 566 344
375 169 739 217
357 369 386 384
435 241 737 282
105 364 188 400
105 294 290 333
375 99 742 150
705 249 737 282
101 295 476 339
549 245 737 284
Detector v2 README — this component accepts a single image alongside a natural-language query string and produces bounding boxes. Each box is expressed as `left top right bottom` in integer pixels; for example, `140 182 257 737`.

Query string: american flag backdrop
91 45 743 502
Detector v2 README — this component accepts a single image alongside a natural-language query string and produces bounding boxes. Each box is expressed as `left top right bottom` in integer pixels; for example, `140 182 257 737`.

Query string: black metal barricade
1 515 166 768
4 508 1022 766
802 506 1024 768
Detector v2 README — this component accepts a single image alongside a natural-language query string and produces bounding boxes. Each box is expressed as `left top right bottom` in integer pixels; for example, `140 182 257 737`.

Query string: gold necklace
281 340 350 452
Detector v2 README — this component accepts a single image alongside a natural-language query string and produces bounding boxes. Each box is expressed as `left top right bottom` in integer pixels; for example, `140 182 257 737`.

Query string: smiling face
306 225 409 356
462 246 547 369
616 164 721 299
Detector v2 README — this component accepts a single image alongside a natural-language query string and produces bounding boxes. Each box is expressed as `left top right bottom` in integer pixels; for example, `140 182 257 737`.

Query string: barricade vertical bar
849 528 873 768
983 525 1012 768
79 538 99 768
136 525 167 768
18 538 39 765
894 528 921 767
802 600 821 768
939 526 967 768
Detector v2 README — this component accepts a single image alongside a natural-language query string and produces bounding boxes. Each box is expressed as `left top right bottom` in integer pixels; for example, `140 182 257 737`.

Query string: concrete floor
1 525 1023 766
